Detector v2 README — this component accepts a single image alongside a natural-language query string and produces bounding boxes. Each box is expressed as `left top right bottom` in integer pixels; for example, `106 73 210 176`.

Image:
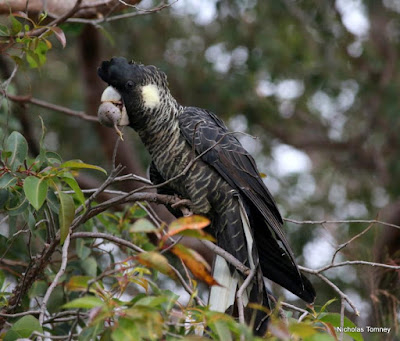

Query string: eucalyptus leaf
0 173 16 189
5 131 28 171
58 191 74 244
60 160 106 174
23 176 48 211
3 315 43 341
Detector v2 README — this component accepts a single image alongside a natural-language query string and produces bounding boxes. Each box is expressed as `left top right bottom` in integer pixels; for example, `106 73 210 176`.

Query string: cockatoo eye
126 80 134 89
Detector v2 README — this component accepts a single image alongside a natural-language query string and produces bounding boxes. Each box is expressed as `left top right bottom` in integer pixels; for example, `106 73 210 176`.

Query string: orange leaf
171 244 219 286
164 215 210 241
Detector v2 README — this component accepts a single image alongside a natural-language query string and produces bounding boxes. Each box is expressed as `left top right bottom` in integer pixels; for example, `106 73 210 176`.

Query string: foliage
0 128 361 340
0 12 66 68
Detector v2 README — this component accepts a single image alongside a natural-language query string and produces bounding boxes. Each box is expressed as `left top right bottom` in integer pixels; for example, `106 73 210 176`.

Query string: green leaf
289 322 317 338
46 189 60 213
76 239 91 260
46 151 62 165
319 313 363 341
130 204 148 218
7 196 29 216
111 318 141 341
24 207 36 229
25 48 40 68
130 218 158 233
38 11 48 24
62 174 85 207
82 256 97 277
137 251 177 280
66 275 102 292
5 131 28 171
28 280 47 298
58 191 75 244
60 160 107 174
47 286 64 314
318 298 337 315
0 24 9 36
10 55 23 67
33 40 48 66
23 176 48 210
0 189 9 209
134 295 170 308
0 173 17 189
304 334 336 341
3 315 43 341
212 320 233 341
9 15 22 35
62 296 104 309
0 270 5 289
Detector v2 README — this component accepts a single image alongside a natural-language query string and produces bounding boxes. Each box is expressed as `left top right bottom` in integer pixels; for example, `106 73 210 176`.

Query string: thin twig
0 90 98 122
67 0 177 24
39 233 71 324
31 332 79 340
280 301 309 316
169 265 205 307
311 260 400 273
72 165 125 224
237 269 256 329
71 231 144 253
112 134 121 168
284 217 400 230
0 310 40 317
1 63 19 89
331 221 375 263
114 173 153 185
137 202 162 228
201 240 250 275
43 311 88 325
299 267 360 316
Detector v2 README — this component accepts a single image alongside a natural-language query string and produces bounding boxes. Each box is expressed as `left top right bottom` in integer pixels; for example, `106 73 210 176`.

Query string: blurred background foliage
1 0 400 339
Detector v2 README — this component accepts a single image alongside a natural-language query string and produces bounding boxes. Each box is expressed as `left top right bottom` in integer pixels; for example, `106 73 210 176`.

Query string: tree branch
0 90 98 122
39 232 71 325
284 217 400 230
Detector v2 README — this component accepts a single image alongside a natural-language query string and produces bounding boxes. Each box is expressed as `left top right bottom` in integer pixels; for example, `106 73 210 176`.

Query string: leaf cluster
0 12 66 68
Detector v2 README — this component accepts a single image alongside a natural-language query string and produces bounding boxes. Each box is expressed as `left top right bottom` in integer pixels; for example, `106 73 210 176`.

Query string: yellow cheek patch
141 84 161 109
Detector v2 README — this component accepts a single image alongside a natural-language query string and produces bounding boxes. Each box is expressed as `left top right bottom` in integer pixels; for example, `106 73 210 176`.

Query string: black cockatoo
97 57 315 335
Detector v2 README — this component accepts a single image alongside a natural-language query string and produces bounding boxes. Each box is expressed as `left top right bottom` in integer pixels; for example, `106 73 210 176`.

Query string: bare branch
39 232 71 324
32 332 79 340
114 173 153 185
313 260 400 273
0 90 98 122
67 0 177 24
71 231 144 253
201 240 250 275
237 268 256 331
280 301 309 317
0 310 40 318
331 220 375 263
169 265 205 307
284 217 400 230
299 267 360 316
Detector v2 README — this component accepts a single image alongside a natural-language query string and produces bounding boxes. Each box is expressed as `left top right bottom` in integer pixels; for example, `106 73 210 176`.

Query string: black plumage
98 57 316 335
